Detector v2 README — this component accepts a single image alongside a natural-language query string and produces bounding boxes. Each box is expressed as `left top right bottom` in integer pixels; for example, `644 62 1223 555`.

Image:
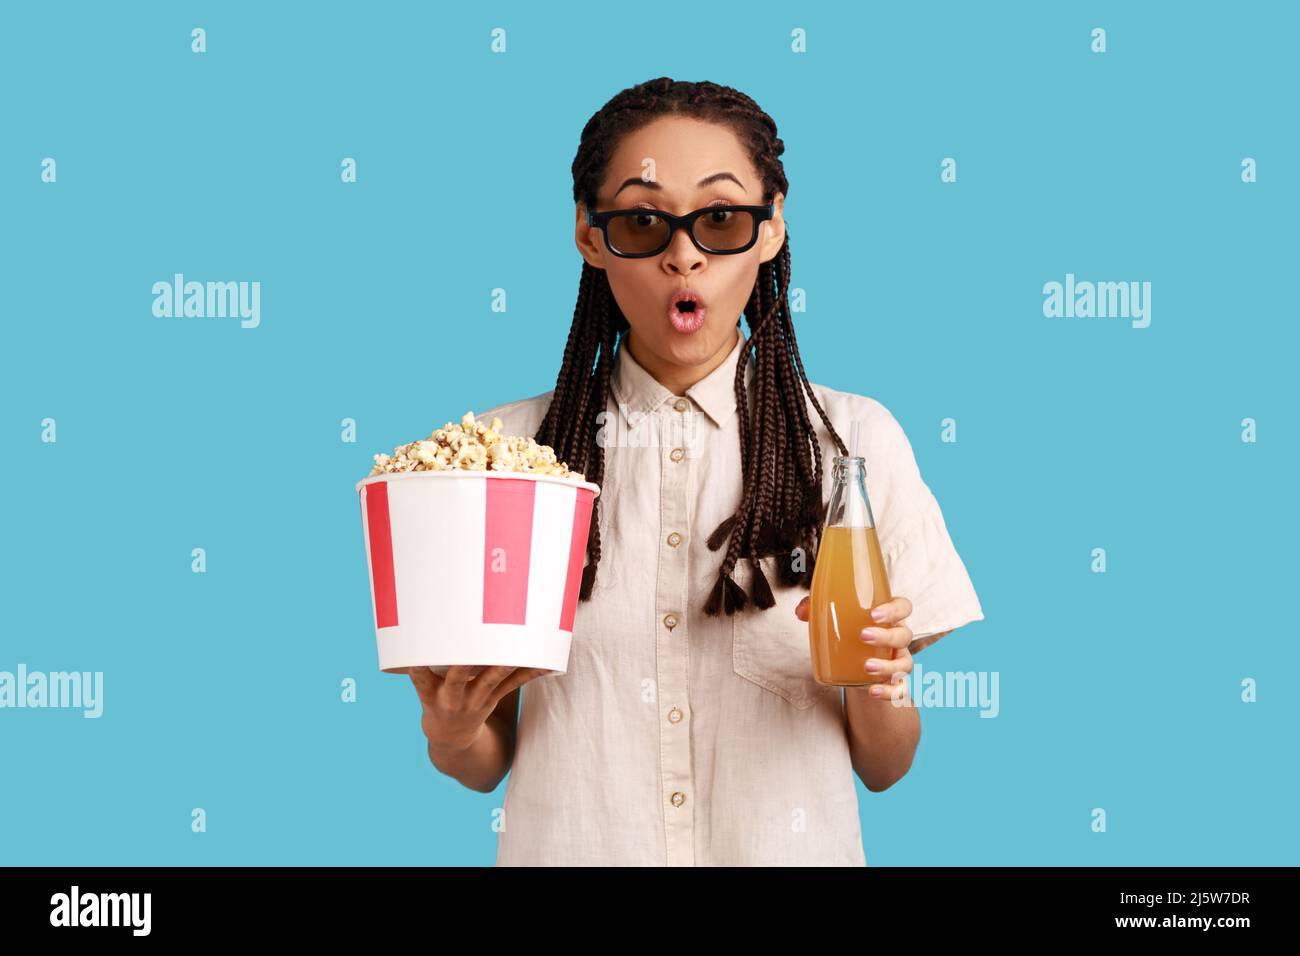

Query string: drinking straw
849 419 861 460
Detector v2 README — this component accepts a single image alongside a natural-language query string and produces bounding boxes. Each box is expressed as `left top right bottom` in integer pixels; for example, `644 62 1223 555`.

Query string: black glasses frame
586 203 776 258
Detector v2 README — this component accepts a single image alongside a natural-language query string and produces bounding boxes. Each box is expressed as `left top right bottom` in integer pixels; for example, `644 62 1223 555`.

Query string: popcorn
367 411 585 482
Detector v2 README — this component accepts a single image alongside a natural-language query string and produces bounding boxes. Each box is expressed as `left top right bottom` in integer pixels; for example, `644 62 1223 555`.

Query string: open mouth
668 289 707 333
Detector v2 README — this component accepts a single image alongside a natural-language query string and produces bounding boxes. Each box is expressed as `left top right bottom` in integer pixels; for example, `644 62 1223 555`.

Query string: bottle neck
826 455 875 529
831 455 867 478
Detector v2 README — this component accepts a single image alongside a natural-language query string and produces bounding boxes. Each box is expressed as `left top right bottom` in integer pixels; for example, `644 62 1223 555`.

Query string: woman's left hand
795 594 915 701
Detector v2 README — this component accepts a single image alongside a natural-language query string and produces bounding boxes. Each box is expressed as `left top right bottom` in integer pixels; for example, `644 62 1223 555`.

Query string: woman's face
576 116 786 381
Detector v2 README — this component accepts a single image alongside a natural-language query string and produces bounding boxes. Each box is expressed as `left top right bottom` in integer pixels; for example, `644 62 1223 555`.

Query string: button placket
655 403 694 866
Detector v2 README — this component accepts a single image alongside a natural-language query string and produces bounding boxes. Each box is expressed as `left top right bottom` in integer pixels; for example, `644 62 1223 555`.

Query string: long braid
546 264 594 456
536 264 619 598
547 76 847 615
742 264 782 597
756 278 790 558
705 295 779 616
743 287 782 609
771 313 808 584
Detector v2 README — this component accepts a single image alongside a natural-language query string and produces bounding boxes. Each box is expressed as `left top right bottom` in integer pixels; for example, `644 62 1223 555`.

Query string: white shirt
480 328 983 865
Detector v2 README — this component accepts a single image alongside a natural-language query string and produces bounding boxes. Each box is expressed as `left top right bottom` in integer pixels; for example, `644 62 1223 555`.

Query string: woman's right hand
406 666 552 754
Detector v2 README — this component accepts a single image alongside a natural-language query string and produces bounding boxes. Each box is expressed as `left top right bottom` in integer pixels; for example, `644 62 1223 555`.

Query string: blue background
1 0 1295 865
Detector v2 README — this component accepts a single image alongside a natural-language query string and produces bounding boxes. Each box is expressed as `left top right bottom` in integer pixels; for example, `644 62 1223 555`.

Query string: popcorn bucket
356 471 600 675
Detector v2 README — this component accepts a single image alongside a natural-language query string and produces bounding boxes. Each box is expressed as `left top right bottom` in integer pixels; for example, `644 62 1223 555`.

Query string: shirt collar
610 327 753 429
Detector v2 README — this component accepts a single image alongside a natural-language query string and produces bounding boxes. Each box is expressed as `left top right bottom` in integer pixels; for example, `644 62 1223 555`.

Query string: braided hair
535 77 849 616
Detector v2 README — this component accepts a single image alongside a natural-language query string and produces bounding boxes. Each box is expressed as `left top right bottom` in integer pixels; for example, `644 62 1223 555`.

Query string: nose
662 223 706 276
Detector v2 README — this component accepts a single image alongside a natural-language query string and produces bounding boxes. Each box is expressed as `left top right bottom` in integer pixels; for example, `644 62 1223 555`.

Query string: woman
407 78 984 866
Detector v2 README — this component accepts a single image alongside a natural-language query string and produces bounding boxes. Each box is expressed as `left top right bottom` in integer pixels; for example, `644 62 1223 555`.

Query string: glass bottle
807 453 895 685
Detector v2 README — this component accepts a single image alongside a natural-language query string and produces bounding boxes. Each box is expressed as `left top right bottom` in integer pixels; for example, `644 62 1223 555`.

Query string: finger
490 667 552 705
408 665 440 690
443 666 482 687
862 648 912 681
867 672 913 705
868 596 913 627
470 666 517 694
794 596 809 621
860 623 913 649
408 666 443 703
442 665 492 707
511 666 555 687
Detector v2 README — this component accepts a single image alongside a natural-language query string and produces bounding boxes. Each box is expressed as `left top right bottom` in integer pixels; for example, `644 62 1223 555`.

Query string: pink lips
668 288 707 334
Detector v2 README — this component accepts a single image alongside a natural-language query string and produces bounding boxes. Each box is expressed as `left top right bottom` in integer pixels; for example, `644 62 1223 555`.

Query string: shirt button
670 447 685 462
673 398 688 412
668 707 683 723
666 531 682 548
670 791 686 807
663 613 678 630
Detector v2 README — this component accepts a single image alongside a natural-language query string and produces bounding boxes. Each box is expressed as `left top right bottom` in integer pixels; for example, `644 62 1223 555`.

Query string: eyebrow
613 171 746 197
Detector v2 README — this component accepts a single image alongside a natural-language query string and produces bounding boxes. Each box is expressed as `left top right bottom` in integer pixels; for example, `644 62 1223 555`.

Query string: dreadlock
535 77 849 616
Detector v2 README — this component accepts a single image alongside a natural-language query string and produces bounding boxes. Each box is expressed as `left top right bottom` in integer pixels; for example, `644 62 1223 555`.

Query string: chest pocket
730 556 837 709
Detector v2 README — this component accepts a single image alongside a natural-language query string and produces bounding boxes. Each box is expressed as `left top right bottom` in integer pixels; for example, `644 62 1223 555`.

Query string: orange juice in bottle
808 422 895 685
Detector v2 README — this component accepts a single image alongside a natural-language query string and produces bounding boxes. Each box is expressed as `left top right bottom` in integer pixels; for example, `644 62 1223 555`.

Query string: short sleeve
845 396 984 645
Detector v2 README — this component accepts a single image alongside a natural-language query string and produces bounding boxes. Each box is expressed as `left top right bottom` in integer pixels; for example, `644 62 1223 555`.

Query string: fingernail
870 607 886 622
864 659 881 671
861 627 881 643
870 686 884 697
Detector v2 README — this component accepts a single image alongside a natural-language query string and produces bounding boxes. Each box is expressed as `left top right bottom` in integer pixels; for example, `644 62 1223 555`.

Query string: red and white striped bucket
356 471 600 674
